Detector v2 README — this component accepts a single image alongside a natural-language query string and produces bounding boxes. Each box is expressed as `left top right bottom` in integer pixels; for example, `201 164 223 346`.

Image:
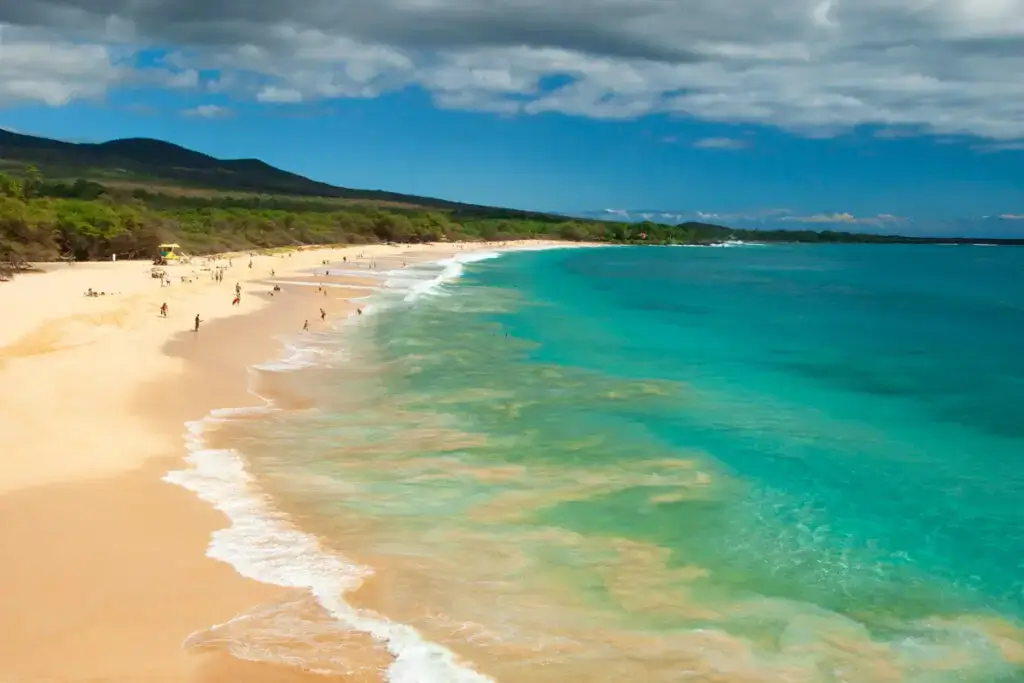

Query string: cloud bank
692 137 748 150
1 1 1023 141
182 104 232 119
578 208 1024 238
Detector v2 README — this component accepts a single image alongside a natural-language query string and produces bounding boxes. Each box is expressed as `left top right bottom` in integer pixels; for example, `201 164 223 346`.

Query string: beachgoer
232 296 240 306
357 308 363 316
194 314 201 332
235 283 241 296
320 307 326 321
303 320 309 331
160 302 168 317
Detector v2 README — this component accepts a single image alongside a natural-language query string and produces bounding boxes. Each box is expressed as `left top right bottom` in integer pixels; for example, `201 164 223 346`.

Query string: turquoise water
224 245 1024 682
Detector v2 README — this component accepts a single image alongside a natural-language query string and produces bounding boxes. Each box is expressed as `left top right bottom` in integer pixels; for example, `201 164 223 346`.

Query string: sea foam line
405 250 501 302
165 422 492 683
163 249 515 682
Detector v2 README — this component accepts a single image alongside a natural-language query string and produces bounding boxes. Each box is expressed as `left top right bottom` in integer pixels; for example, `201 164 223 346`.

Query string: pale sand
0 240 574 683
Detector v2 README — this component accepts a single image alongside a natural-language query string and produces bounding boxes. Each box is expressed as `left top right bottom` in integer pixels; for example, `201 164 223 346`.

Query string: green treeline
0 166 1019 270
0 166 730 264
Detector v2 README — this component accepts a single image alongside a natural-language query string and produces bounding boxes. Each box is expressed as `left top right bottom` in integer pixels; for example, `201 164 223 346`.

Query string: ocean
169 243 1024 683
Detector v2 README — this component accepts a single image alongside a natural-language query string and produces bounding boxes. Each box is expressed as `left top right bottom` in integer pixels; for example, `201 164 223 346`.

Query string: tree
0 173 23 199
21 165 43 199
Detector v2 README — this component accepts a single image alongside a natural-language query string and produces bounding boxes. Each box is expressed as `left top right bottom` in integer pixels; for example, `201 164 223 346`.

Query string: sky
0 1 1022 236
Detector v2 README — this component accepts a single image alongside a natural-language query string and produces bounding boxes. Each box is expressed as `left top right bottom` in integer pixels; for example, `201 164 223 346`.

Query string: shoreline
0 240 586 683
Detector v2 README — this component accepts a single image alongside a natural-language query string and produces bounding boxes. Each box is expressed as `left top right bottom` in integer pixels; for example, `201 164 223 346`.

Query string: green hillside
0 128 488 209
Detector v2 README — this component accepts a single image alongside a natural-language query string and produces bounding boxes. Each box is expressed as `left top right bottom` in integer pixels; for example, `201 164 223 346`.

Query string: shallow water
178 245 1024 682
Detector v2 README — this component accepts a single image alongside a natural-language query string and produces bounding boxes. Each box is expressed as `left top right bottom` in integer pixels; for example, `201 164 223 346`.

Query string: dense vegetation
0 166 606 263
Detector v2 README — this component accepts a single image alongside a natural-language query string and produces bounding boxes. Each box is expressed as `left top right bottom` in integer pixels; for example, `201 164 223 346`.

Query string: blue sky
0 2 1022 237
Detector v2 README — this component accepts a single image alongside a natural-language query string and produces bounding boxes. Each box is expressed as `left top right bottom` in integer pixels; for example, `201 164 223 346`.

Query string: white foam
166 409 495 683
163 249 515 681
670 240 767 248
163 246 609 681
405 251 502 303
253 339 326 372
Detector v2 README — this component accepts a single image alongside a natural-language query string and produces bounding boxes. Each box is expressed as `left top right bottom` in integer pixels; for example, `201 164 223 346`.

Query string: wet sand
0 242 571 683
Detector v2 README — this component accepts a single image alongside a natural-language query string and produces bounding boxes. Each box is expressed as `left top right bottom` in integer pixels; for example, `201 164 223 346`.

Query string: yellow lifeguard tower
158 243 182 262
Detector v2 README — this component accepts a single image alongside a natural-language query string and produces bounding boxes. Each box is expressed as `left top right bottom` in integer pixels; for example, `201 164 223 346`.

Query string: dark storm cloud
0 0 802 60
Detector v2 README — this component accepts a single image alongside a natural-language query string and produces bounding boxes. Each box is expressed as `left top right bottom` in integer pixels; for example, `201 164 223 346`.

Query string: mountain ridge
0 128 547 216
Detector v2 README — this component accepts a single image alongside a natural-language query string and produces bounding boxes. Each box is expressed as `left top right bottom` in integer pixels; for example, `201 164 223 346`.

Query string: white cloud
873 127 922 139
0 27 123 106
782 212 907 225
1 3 1024 140
256 86 304 103
693 137 748 150
166 68 199 89
973 141 1024 153
783 212 855 223
182 104 232 118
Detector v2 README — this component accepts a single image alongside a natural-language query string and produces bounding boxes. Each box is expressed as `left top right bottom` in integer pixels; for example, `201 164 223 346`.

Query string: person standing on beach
320 307 326 322
160 302 167 318
303 320 309 331
194 314 202 332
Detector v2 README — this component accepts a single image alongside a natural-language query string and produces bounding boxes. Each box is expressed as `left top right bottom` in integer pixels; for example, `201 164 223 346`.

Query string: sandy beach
0 240 569 683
